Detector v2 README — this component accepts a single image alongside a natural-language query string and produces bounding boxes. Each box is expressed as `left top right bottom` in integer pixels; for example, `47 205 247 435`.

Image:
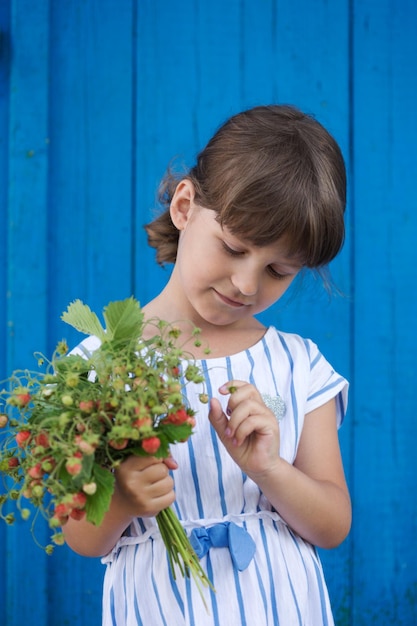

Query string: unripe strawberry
142 437 161 454
31 483 44 498
20 508 31 520
108 438 128 450
65 457 82 476
61 394 74 407
133 416 152 430
0 413 8 428
82 482 97 495
75 435 97 455
41 456 56 473
51 532 65 545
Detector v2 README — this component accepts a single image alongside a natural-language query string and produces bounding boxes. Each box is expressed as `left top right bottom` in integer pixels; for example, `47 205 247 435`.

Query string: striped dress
95 327 348 626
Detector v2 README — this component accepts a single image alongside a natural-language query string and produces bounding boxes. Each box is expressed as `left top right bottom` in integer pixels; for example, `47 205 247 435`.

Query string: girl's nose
231 270 259 296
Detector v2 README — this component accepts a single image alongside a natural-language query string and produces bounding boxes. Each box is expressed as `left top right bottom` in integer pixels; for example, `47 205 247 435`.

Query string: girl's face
170 182 302 328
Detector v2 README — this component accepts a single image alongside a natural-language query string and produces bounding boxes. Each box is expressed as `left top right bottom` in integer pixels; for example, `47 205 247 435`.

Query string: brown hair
145 105 346 269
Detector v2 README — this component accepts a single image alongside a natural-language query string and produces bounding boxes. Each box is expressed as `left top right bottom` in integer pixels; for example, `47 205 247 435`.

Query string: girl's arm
209 382 351 549
62 455 177 557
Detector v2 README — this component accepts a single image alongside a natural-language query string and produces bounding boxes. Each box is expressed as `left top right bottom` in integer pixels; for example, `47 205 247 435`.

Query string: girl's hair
145 105 346 269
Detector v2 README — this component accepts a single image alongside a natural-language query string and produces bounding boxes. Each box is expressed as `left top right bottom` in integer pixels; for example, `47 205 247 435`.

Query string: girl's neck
142 287 267 360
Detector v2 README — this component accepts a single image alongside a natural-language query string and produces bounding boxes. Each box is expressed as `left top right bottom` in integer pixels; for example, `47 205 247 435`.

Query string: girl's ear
169 179 196 230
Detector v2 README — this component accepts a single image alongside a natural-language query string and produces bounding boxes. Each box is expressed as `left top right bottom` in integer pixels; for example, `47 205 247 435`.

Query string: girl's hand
208 380 281 478
114 455 177 519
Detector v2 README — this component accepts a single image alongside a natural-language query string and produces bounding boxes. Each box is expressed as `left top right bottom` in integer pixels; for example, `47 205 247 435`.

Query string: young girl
64 105 351 625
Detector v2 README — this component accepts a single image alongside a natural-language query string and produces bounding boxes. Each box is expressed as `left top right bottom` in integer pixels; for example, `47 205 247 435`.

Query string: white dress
92 327 348 626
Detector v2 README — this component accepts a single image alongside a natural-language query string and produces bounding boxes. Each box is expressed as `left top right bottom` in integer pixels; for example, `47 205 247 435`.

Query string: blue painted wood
1 0 417 624
0 4 11 622
352 0 417 623
5 1 50 625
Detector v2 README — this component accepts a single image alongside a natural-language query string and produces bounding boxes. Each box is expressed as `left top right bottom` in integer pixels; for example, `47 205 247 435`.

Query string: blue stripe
167 550 185 617
122 561 127 624
244 349 255 385
278 333 299 457
132 545 144 626
185 575 196 626
259 519 280 625
253 558 269 623
229 355 250 504
261 335 280 394
186 435 204 518
288 529 331 624
206 553 220 625
182 380 204 518
202 360 227 516
303 337 312 360
274 522 302 625
308 376 345 402
109 582 117 626
311 554 331 626
232 564 247 626
150 545 169 626
310 350 322 370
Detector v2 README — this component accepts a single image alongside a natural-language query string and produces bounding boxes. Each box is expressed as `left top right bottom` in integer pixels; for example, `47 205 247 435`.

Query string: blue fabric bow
189 522 256 571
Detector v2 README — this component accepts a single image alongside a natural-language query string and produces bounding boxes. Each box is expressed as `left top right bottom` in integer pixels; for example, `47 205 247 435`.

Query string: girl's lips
214 289 247 308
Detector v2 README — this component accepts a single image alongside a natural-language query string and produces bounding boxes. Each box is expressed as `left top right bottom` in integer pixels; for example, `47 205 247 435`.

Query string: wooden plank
135 0 244 304
0 8 10 625
46 0 134 353
249 1 353 620
45 0 135 623
0 5 11 621
5 0 49 624
352 0 417 622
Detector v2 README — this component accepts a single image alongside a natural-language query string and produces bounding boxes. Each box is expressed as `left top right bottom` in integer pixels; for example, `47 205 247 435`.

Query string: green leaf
102 297 144 343
85 464 115 527
61 300 106 340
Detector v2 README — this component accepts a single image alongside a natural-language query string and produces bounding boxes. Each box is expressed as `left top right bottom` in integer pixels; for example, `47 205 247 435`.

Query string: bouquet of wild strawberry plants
0 297 212 597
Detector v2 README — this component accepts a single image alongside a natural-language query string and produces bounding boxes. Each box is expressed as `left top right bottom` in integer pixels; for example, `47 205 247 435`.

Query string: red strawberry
16 393 31 407
165 408 189 425
79 400 95 413
28 463 44 479
142 437 161 454
35 432 49 448
71 492 87 509
8 457 19 468
16 430 31 447
69 508 86 521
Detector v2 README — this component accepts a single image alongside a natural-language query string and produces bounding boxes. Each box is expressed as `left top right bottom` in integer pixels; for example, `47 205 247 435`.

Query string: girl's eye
222 242 244 256
267 266 289 280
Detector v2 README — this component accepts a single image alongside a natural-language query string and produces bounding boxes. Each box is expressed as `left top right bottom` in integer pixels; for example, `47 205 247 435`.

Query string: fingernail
225 427 232 437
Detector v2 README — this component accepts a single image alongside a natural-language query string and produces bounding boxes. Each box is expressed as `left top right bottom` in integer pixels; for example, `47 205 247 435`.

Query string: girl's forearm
250 459 351 549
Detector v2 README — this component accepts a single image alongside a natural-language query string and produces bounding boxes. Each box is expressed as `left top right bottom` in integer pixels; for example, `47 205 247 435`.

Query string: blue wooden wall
1 1 416 624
